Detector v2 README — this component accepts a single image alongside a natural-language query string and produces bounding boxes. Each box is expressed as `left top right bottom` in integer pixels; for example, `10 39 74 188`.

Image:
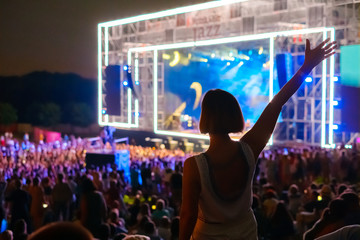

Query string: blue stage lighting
135 81 140 85
333 100 339 106
333 76 339 82
123 65 128 71
333 124 338 130
305 77 312 83
102 109 106 114
123 81 128 86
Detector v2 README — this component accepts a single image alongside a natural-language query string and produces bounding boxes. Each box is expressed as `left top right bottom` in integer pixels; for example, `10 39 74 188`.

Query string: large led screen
158 40 276 135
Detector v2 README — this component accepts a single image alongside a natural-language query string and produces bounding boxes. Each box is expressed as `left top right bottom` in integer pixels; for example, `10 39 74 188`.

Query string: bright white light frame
98 1 251 129
127 28 335 146
97 1 335 146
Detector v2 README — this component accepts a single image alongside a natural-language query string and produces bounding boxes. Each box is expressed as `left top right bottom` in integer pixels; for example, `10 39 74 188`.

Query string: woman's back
192 140 257 239
204 140 250 200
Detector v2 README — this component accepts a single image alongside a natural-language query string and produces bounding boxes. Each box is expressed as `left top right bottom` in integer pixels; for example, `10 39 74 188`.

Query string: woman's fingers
324 46 337 55
315 38 331 50
306 39 311 51
323 52 336 59
322 41 337 51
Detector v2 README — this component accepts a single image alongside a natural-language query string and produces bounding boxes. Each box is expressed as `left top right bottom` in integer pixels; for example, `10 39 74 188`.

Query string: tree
69 102 94 127
25 102 61 126
40 103 61 126
0 103 17 125
25 102 43 125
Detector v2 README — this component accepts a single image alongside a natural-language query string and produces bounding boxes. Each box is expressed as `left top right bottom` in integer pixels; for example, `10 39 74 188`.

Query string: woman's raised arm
242 38 336 159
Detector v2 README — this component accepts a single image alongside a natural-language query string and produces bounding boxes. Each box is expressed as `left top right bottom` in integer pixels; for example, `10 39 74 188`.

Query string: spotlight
102 109 106 114
211 53 215 58
332 76 339 82
123 65 128 71
305 77 312 83
162 53 171 60
258 47 263 55
333 100 338 106
332 124 338 130
135 81 140 85
226 62 230 66
123 81 128 86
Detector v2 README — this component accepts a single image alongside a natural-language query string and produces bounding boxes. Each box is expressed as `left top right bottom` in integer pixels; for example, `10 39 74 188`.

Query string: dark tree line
0 71 96 127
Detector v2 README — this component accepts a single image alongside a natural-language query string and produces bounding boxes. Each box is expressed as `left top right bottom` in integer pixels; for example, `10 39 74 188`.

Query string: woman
180 38 336 240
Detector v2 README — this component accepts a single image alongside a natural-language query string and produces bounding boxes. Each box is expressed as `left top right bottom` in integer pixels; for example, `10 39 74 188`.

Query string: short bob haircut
199 89 244 134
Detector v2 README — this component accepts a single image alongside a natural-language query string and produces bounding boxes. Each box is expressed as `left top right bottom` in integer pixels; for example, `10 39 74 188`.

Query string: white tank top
192 140 258 240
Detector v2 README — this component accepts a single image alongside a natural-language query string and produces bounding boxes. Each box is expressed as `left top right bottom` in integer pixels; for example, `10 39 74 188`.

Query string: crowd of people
0 131 359 239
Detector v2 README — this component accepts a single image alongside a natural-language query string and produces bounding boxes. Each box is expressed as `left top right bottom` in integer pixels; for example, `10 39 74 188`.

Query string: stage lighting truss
98 1 335 147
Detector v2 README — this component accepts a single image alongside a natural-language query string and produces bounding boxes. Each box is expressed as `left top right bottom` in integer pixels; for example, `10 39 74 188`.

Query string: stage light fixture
123 65 128 71
211 53 215 58
305 77 313 83
102 109 106 114
258 47 263 55
226 62 231 66
123 81 128 86
135 81 140 85
332 124 338 130
333 100 338 106
332 76 339 82
162 53 171 60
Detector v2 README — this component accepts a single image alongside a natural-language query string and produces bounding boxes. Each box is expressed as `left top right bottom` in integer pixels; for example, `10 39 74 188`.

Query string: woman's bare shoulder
183 156 200 181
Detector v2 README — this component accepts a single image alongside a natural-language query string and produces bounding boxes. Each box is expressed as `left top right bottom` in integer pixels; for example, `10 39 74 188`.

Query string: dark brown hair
199 89 244 134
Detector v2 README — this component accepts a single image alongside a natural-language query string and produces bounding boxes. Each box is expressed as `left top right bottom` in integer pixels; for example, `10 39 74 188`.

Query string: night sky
0 0 205 79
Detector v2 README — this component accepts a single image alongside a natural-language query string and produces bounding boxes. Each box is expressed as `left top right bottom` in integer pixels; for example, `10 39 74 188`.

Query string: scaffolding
99 0 360 146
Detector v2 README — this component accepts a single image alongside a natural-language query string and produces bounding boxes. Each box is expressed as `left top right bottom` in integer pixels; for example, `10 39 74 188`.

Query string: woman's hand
302 38 337 74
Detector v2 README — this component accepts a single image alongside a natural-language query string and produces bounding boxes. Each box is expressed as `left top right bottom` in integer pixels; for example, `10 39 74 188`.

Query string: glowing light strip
99 121 137 128
128 88 132 125
134 99 139 127
98 25 103 125
135 58 139 83
153 50 158 132
99 0 248 27
321 31 328 147
104 27 109 66
129 27 330 52
156 130 209 140
328 28 335 145
269 37 274 145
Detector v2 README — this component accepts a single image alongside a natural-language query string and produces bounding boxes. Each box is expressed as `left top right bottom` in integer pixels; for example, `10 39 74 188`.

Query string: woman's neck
208 133 233 151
